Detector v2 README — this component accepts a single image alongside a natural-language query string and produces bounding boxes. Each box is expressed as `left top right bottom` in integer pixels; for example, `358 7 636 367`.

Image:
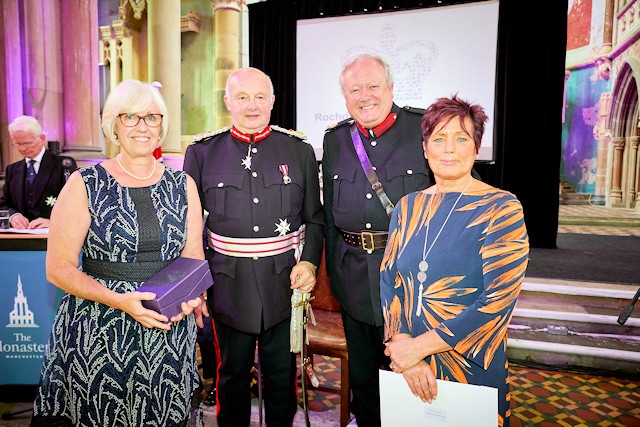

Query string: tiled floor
509 366 640 427
559 205 639 219
558 205 640 236
559 224 640 236
200 352 640 426
300 356 640 427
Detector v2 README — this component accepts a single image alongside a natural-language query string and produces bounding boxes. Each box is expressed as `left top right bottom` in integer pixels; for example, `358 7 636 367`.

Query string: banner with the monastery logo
0 251 64 385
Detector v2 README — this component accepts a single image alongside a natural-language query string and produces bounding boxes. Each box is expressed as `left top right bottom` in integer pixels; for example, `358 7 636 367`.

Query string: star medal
241 143 253 170
274 218 291 236
279 164 291 184
45 195 57 207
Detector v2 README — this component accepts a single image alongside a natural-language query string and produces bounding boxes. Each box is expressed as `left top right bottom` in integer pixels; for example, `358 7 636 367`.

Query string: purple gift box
137 257 213 318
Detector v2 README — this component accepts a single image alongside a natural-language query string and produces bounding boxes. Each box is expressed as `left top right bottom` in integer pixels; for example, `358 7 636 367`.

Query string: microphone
617 287 640 325
62 158 73 182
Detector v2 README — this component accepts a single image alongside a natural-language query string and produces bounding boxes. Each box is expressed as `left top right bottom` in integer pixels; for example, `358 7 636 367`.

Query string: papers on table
380 369 498 426
0 227 49 235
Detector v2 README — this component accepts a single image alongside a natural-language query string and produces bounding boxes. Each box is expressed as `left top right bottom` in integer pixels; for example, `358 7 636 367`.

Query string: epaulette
402 105 426 115
270 125 307 140
325 118 354 133
192 126 231 143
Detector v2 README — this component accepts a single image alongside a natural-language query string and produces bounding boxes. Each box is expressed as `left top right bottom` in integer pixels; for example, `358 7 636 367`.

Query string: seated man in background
0 115 77 229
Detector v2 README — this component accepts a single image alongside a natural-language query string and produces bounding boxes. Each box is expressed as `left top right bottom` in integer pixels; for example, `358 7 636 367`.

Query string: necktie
27 159 36 184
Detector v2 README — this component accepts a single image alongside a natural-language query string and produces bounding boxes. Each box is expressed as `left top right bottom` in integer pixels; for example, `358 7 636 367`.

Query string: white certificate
380 369 498 426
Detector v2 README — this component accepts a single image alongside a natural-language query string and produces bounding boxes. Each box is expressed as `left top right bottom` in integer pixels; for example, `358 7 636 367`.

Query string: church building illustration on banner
7 275 38 328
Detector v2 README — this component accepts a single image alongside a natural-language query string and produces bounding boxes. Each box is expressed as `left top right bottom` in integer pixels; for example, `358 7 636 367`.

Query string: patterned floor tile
292 358 640 426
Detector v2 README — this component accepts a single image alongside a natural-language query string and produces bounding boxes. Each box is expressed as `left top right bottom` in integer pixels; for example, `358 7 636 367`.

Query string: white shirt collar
25 146 46 165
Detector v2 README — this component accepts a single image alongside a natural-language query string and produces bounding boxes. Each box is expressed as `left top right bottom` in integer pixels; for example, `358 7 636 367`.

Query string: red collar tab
231 126 272 143
356 113 397 139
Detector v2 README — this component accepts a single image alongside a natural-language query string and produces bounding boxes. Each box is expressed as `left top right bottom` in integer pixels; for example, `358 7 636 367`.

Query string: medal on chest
275 218 291 236
279 164 291 184
242 143 253 170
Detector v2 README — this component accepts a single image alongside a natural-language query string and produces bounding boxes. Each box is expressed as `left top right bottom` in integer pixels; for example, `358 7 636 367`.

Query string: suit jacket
322 103 434 326
0 149 77 221
184 126 324 334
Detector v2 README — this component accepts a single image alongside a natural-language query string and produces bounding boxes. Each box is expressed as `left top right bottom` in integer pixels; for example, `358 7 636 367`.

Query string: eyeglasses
11 140 38 149
118 113 163 128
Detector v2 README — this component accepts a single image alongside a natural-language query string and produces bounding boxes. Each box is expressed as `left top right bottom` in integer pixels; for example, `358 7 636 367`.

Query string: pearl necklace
116 154 156 181
416 180 472 317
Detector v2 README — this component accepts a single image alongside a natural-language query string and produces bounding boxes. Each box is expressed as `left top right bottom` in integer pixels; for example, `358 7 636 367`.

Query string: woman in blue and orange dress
380 94 529 427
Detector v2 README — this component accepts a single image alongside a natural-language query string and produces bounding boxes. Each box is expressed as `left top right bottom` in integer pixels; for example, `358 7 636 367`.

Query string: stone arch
606 58 640 208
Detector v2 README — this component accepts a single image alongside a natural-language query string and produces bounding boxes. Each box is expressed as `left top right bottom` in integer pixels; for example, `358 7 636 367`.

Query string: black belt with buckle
340 229 388 251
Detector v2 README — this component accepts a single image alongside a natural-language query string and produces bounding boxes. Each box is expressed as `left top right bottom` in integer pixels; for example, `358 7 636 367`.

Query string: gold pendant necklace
116 154 156 180
416 180 472 317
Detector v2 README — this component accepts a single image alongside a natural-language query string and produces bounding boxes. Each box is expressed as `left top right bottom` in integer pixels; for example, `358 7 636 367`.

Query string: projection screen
296 0 499 161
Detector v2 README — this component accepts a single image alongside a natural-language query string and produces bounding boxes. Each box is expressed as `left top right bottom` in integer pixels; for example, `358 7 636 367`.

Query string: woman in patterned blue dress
380 95 529 427
31 80 208 427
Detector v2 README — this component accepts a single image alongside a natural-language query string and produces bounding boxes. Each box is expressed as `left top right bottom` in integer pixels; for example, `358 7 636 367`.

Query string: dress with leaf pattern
380 188 529 427
31 165 200 427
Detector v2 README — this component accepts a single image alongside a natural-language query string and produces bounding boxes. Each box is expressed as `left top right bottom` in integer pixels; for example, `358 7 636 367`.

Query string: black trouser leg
213 320 256 427
341 310 388 427
197 316 217 381
258 318 297 427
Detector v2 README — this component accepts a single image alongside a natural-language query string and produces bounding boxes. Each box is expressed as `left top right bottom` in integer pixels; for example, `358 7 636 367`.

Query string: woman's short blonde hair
101 79 169 145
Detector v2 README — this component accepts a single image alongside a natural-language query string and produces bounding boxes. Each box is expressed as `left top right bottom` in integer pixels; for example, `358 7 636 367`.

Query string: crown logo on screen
342 23 438 102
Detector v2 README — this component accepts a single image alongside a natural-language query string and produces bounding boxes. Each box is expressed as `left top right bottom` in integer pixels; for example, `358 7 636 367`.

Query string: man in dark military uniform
322 53 434 426
183 67 323 427
0 115 77 229
323 53 481 426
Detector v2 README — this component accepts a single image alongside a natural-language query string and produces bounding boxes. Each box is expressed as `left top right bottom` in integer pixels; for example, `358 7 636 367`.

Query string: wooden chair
303 249 350 427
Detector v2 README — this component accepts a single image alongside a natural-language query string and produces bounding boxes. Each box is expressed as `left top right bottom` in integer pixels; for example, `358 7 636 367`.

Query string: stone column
601 0 614 54
636 148 640 211
594 1 613 81
211 1 244 129
593 92 612 205
22 0 64 144
61 0 100 155
609 137 625 206
147 0 182 160
628 137 639 208
1 0 24 166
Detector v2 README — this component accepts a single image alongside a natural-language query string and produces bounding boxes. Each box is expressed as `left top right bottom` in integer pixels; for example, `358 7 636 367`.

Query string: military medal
274 218 291 236
242 143 253 170
279 164 291 184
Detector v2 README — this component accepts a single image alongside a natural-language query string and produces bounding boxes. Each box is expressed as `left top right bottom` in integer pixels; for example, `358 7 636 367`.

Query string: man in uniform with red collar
322 54 434 426
183 67 323 427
